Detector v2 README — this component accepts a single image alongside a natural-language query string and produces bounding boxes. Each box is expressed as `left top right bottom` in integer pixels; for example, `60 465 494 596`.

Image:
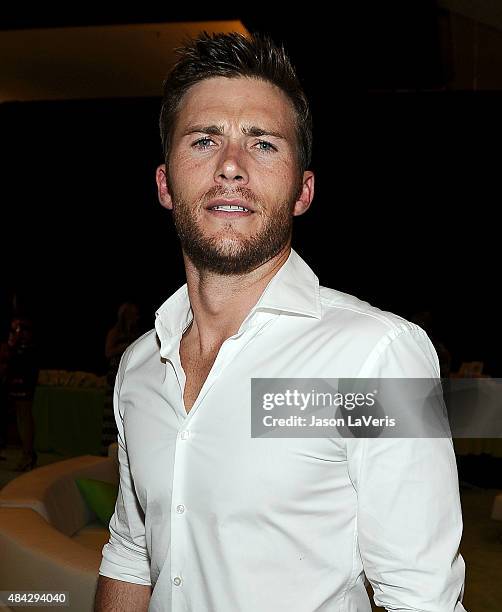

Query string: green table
33 386 106 457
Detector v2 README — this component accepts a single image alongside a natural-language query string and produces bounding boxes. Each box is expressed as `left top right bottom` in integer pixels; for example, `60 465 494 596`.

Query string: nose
214 142 249 185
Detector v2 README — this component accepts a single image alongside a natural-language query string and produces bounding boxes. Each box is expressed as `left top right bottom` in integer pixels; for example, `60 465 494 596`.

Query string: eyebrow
182 124 286 140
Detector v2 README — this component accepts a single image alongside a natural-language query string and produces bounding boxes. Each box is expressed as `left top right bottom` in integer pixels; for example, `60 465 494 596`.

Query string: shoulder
317 285 438 376
319 285 421 339
115 328 159 384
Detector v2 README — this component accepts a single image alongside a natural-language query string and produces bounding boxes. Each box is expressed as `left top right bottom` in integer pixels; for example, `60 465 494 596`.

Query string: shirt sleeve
347 324 467 611
99 345 152 585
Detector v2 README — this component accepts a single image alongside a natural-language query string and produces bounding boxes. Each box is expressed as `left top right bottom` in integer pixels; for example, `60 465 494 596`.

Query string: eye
255 140 277 153
192 137 215 150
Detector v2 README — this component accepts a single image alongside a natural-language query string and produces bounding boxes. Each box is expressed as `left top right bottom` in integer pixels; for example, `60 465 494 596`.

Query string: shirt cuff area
99 539 152 586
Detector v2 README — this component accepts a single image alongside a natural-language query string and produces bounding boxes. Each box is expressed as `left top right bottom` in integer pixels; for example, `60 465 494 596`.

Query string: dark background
1 4 498 375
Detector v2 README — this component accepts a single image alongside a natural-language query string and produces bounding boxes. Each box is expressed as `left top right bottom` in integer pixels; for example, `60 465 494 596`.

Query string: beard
170 182 302 275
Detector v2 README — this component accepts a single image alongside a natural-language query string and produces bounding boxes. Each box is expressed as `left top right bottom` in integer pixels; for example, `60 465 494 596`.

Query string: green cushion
75 478 119 527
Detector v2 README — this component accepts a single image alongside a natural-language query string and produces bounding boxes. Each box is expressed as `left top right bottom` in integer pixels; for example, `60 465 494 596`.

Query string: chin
211 244 251 261
208 229 251 249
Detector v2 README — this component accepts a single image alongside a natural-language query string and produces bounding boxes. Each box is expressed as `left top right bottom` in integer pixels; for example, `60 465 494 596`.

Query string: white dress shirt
99 247 467 611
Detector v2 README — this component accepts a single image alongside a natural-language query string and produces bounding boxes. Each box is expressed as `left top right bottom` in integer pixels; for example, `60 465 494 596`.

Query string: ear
156 164 173 210
292 171 315 217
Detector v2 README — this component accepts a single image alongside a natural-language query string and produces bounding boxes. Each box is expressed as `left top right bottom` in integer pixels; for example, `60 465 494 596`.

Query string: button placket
169 317 273 608
170 419 190 606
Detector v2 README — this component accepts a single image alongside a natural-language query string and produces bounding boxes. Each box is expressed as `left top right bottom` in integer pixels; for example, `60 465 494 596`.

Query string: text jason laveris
262 415 397 427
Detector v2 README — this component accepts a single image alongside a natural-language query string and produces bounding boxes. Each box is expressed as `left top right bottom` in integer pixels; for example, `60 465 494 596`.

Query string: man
95 32 467 611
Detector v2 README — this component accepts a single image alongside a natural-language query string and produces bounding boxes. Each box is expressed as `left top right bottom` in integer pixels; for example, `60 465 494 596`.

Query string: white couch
0 444 118 612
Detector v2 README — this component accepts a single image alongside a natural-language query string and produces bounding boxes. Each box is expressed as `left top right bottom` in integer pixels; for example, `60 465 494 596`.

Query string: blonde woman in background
101 303 141 454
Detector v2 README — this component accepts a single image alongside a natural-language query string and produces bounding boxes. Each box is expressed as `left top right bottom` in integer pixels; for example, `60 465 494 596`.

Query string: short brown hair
159 31 312 173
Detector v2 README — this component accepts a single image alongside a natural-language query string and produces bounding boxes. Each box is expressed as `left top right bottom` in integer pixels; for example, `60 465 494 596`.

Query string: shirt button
176 504 185 514
173 576 182 586
180 430 190 440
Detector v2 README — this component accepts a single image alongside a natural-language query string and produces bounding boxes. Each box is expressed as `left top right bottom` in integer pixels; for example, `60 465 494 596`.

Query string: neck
182 244 291 355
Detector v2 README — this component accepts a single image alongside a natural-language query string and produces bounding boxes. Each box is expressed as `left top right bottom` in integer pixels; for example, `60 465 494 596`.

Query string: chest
179 343 219 414
122 324 358 511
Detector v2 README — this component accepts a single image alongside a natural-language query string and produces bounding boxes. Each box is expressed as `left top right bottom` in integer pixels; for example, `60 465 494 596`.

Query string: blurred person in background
101 302 142 454
105 302 142 387
0 339 9 461
6 317 39 471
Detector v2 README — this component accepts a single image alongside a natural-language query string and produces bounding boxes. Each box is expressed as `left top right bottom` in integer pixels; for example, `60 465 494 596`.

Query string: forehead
175 76 296 135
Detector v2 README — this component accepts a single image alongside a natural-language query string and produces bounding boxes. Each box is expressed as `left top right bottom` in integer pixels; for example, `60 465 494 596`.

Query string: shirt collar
154 247 321 357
